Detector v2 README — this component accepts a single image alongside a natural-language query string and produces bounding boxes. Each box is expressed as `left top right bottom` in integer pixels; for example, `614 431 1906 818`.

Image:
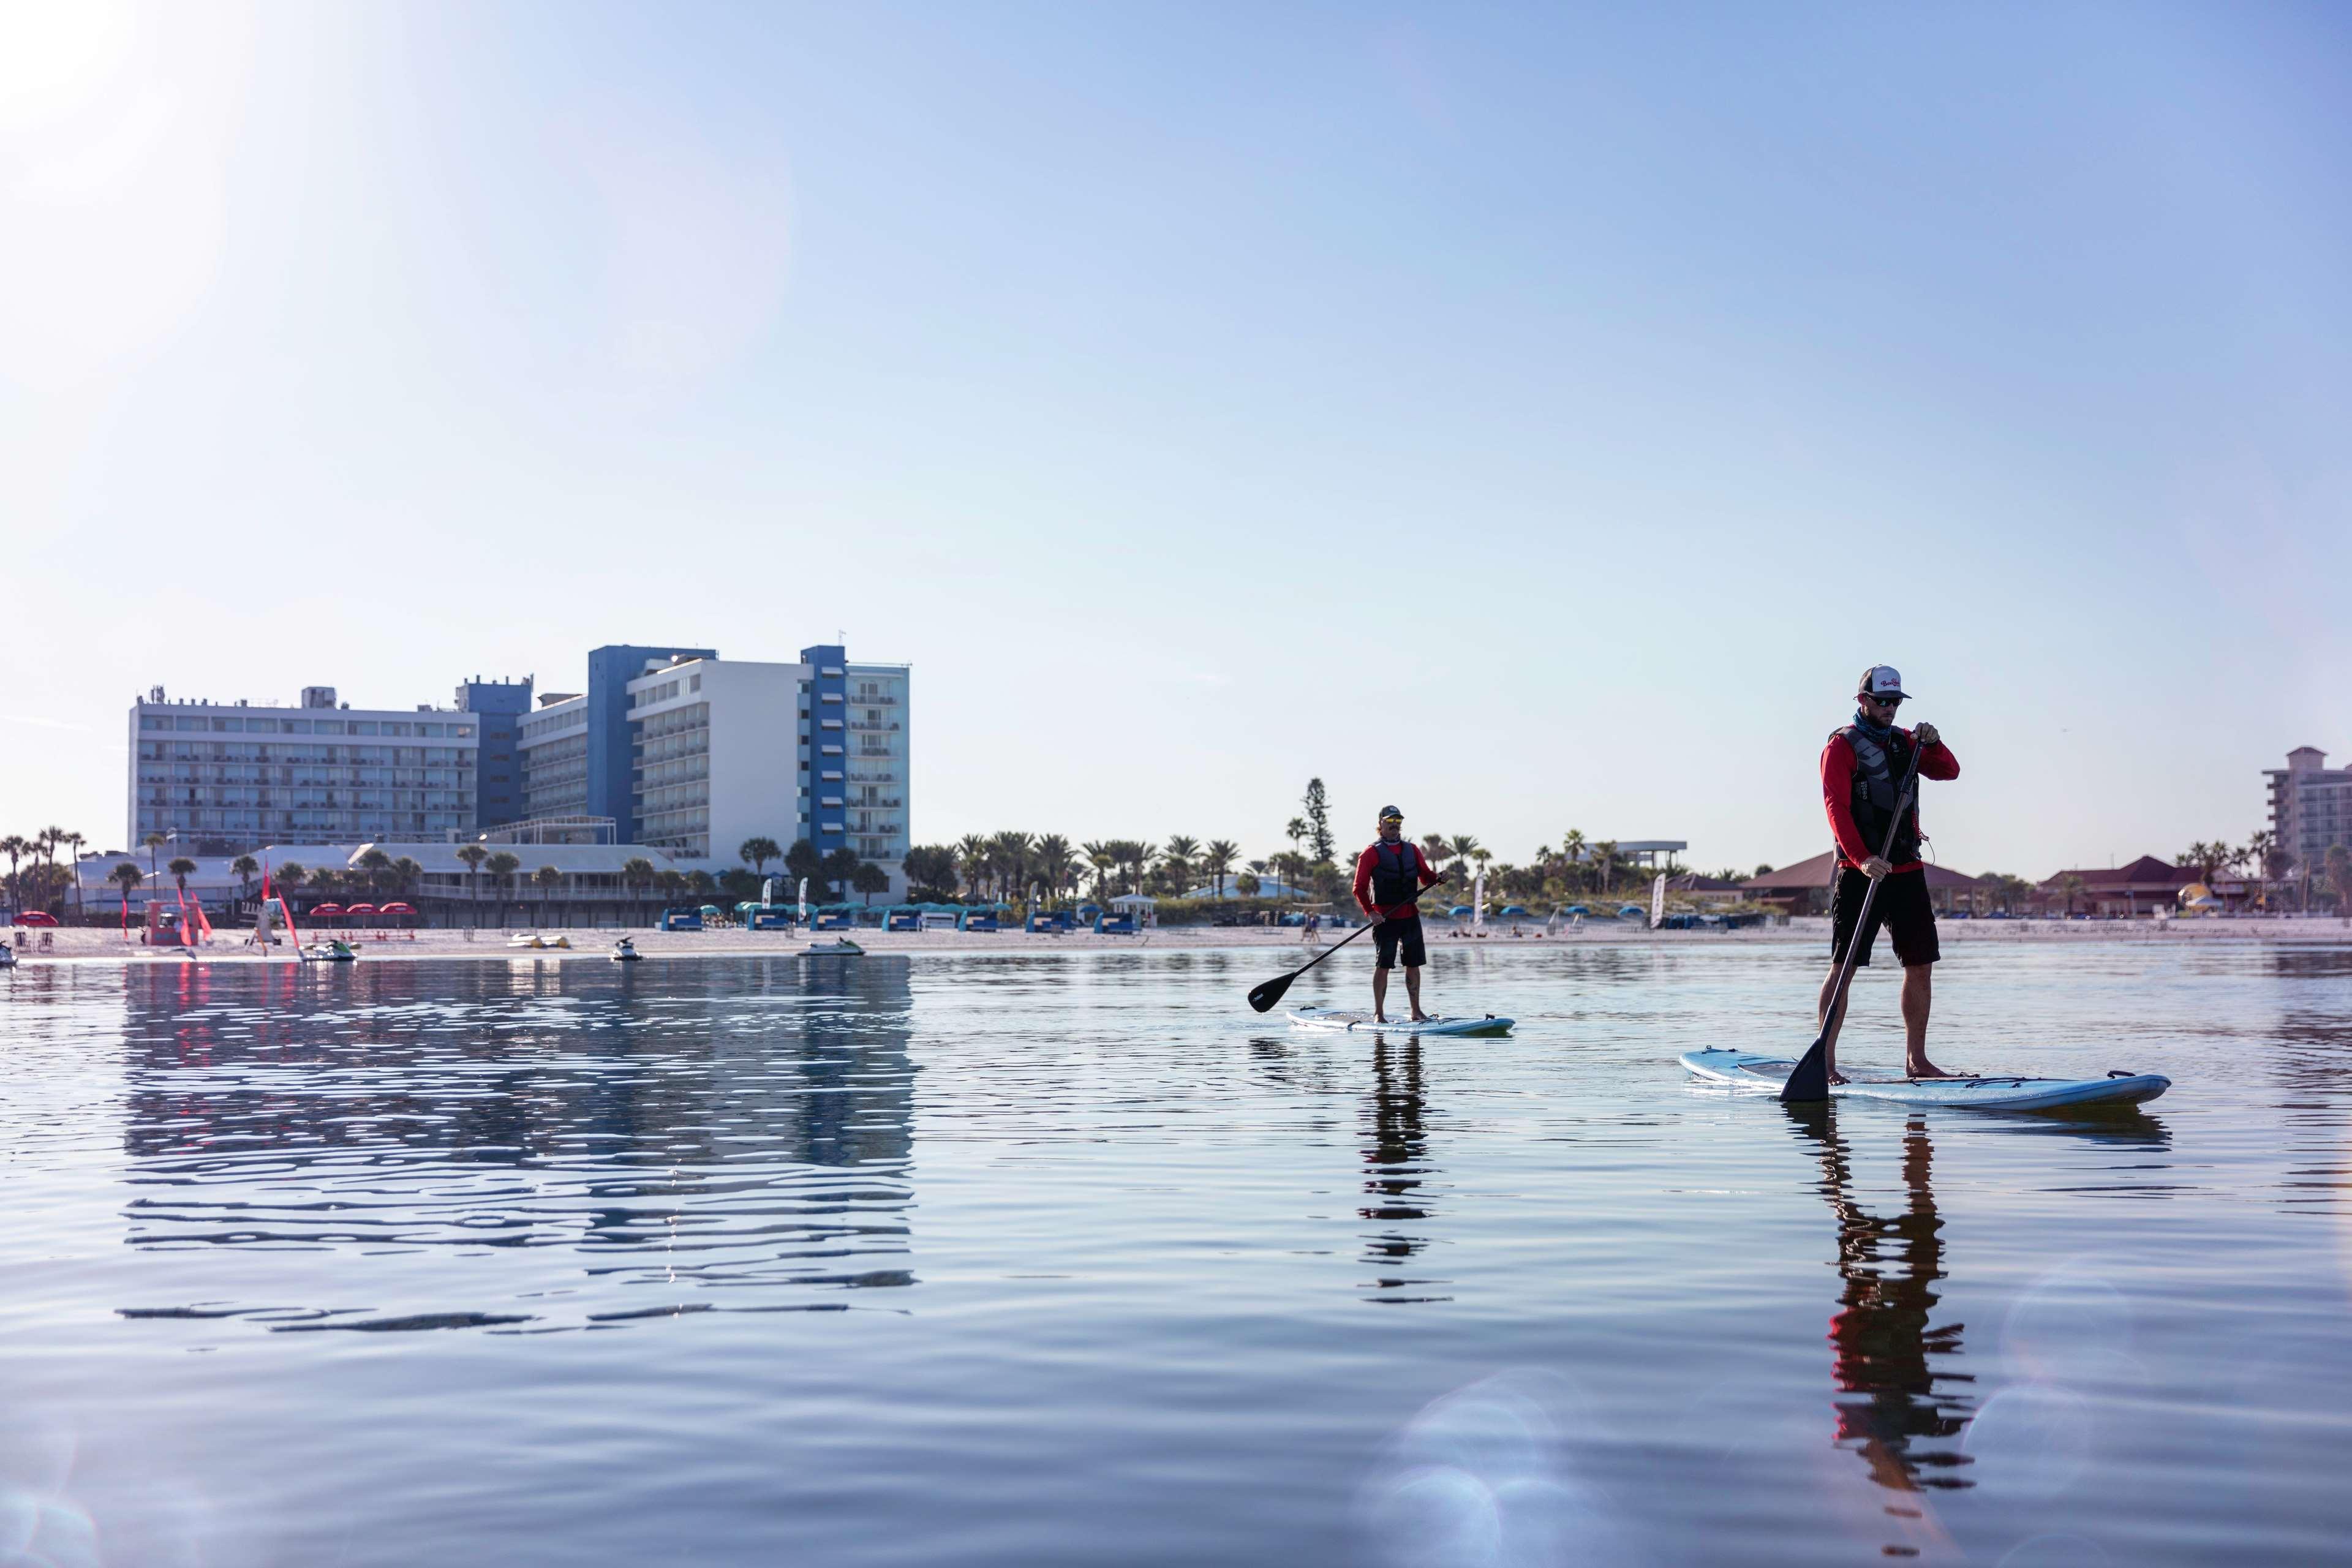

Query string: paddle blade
1246 971 1295 1014
1779 1034 1831 1103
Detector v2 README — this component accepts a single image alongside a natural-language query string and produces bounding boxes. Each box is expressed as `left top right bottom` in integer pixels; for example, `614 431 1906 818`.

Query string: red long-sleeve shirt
1352 840 1438 919
1822 728 1959 873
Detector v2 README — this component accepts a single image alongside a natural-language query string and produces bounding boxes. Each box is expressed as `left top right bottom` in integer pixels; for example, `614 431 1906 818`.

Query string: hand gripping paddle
1780 736 1929 1103
1246 879 1447 1014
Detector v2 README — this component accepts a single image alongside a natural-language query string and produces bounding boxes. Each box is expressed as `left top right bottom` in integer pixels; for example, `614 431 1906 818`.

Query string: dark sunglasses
1863 693 1904 706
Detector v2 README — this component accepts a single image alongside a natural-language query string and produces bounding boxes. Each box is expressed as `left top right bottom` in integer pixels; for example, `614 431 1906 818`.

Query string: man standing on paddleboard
1353 806 1441 1024
1819 666 1960 1084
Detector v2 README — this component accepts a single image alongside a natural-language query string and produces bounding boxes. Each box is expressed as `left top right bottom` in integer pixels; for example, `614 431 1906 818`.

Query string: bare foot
1410 1013 1431 1023
1825 1068 1849 1086
1906 1062 1954 1079
1373 1015 1388 1025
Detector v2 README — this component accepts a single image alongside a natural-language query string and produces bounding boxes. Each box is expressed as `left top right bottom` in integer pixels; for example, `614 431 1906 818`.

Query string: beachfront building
127 685 478 855
1741 851 1983 916
2267 747 2352 876
620 645 910 890
456 676 534 832
2037 856 2196 917
518 691 590 822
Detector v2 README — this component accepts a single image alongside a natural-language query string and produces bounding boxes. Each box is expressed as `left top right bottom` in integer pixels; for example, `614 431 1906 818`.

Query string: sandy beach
10 913 2349 966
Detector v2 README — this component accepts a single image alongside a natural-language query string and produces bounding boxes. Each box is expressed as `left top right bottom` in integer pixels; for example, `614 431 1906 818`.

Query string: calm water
3 942 2350 1566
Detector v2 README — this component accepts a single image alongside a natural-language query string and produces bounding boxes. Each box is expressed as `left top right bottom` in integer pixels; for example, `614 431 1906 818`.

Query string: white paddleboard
1679 1048 2168 1111
1288 1008 1513 1037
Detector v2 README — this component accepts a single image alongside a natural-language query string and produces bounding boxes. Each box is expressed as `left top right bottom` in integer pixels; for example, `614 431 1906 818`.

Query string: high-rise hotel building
126 641 908 886
620 644 910 886
128 685 478 851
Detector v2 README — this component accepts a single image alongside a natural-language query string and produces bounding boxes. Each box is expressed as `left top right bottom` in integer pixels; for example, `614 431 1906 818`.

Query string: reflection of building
119 959 918 1301
1360 1037 1446 1304
2267 747 2352 876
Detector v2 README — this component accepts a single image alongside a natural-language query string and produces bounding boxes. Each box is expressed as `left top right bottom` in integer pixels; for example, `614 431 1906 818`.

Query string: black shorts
1373 914 1427 970
1830 867 1940 968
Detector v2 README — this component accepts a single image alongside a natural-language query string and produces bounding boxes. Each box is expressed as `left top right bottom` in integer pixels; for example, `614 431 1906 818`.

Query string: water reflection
1787 1106 1976 1513
1362 1036 1447 1304
115 959 918 1328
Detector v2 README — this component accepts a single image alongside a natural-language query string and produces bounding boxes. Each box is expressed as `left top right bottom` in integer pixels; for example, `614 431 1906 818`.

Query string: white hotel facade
128 685 479 851
514 649 910 889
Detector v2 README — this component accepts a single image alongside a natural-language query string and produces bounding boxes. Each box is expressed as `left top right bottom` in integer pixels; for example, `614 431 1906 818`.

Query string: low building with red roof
1741 851 1985 916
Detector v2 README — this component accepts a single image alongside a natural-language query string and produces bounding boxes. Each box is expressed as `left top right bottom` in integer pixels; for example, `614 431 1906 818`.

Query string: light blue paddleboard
1679 1048 2168 1111
1289 1008 1513 1037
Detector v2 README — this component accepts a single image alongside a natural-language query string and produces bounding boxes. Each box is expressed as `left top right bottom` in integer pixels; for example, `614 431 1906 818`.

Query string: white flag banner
1651 873 1667 930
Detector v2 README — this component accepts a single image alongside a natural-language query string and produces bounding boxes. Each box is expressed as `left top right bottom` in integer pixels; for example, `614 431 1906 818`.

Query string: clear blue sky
6 2 2348 876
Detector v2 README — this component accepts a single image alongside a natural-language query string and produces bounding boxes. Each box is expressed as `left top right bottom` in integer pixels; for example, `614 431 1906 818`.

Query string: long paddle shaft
1779 736 1930 1103
1246 879 1447 1013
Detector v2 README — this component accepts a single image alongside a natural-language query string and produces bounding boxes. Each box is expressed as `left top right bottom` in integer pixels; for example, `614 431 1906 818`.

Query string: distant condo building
2267 747 2352 872
126 639 909 888
128 684 479 853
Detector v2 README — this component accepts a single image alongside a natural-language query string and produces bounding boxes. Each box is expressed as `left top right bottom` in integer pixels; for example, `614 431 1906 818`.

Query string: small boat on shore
508 933 573 950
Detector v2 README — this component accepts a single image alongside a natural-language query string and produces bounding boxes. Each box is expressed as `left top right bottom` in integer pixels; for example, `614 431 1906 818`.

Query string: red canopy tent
307 902 345 924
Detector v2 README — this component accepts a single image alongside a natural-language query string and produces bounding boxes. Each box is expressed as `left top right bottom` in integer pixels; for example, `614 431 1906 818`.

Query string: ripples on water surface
2 943 2350 1565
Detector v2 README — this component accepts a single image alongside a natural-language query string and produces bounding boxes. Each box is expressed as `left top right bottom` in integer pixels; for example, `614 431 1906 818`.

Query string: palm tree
533 864 563 918
992 831 1036 907
484 851 521 926
957 834 992 899
655 869 689 900
1447 837 1480 886
232 855 260 908
1559 829 1588 892
1163 835 1200 891
1082 841 1117 902
60 831 85 919
455 843 489 925
1420 834 1450 875
2179 842 2226 888
739 836 783 875
275 863 307 907
1286 818 1308 869
1202 839 1238 899
108 862 143 921
1118 839 1157 896
143 832 167 880
622 856 657 921
0 834 26 914
167 858 197 914
2057 873 2087 917
357 847 393 899
391 858 423 902
1034 834 1076 902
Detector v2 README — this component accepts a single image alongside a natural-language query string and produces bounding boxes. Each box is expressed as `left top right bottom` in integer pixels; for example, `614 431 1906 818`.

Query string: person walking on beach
1819 666 1960 1084
1352 806 1440 1023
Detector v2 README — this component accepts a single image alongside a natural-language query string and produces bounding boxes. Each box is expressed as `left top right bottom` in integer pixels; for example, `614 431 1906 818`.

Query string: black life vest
1834 722 1921 864
1369 840 1423 907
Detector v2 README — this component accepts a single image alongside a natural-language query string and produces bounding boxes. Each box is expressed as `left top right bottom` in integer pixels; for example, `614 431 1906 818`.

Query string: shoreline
11 915 2351 967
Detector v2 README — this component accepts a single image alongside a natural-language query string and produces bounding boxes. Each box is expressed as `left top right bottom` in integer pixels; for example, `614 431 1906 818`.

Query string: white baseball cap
1858 665 1910 701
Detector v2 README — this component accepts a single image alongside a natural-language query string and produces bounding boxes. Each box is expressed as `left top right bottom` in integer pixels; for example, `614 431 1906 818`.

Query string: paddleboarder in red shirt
1819 666 1961 1084
1352 806 1441 1023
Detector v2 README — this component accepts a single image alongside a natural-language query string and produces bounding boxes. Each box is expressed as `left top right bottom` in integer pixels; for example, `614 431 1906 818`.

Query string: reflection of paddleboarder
1819 666 1961 1085
1360 1036 1444 1302
1352 806 1441 1025
1789 1106 1974 1528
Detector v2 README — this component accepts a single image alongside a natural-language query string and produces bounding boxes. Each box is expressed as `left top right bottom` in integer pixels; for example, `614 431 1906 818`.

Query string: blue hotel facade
586 644 715 842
